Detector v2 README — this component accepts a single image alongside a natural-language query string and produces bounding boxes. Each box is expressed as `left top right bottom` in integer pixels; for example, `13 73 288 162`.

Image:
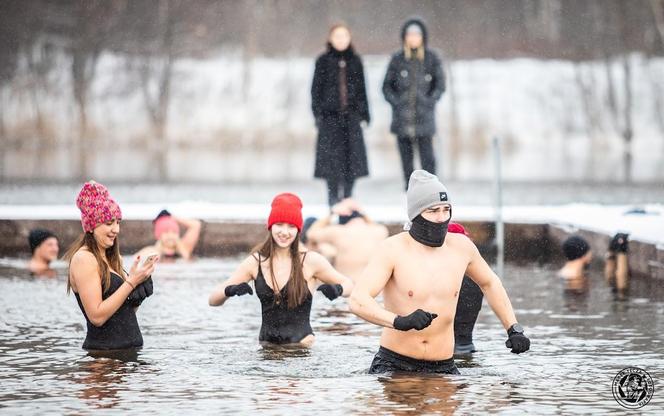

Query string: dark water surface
1 258 662 415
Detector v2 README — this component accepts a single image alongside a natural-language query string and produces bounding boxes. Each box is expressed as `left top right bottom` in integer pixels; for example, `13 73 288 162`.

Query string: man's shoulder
446 232 475 251
384 231 409 247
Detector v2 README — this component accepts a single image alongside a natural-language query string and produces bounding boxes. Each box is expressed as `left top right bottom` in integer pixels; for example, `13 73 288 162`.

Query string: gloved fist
505 324 530 354
609 233 629 253
126 277 154 307
317 283 343 301
224 282 253 297
393 309 438 331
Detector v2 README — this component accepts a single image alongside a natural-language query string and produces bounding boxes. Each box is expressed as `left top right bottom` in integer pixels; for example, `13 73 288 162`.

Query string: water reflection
69 350 148 409
258 344 312 361
375 374 462 415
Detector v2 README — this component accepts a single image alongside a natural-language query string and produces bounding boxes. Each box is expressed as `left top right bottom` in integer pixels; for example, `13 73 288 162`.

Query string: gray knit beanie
406 170 450 221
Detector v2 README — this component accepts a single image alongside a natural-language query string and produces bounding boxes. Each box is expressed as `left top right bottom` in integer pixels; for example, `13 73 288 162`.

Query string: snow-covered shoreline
2 202 662 245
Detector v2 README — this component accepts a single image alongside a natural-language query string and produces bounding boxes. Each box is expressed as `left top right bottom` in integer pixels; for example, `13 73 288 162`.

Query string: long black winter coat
311 45 370 181
382 18 445 138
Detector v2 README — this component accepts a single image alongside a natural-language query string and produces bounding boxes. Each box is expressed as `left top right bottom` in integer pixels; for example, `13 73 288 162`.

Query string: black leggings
326 177 355 207
454 276 484 346
397 136 436 188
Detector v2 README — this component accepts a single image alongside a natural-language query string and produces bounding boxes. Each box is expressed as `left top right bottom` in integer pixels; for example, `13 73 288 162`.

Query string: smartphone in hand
138 253 159 269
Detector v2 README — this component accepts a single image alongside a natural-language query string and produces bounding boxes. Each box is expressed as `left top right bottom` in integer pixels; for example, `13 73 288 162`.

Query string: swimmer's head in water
267 193 303 232
339 210 365 225
76 180 122 233
154 215 180 244
29 229 59 263
562 235 591 261
29 229 57 253
406 170 450 222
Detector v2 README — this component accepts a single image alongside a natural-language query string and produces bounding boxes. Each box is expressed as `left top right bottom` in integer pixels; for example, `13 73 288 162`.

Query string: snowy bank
1 202 662 245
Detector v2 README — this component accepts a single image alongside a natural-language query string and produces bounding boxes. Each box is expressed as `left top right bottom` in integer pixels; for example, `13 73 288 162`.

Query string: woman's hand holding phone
129 254 159 286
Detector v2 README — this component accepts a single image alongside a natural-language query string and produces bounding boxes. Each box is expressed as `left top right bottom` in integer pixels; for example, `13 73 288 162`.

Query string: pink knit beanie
75 181 122 233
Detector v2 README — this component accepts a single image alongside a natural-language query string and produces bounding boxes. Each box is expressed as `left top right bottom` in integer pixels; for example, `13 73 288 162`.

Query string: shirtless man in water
349 170 530 374
305 199 389 281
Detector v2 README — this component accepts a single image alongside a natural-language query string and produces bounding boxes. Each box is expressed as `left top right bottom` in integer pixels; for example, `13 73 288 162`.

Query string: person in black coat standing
382 18 445 189
311 23 370 207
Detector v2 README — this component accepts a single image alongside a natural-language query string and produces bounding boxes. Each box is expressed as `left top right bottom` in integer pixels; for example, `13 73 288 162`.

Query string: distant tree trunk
71 0 104 181
0 97 5 181
139 0 175 181
649 0 664 48
72 48 100 181
446 60 460 180
648 0 664 175
575 63 600 180
620 55 633 183
26 47 48 178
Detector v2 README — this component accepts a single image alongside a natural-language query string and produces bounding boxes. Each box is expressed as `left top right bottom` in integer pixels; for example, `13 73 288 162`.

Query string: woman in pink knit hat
135 209 202 261
65 181 158 351
209 193 353 346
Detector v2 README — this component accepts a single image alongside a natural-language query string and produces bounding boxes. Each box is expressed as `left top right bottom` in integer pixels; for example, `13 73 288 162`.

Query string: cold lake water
1 258 662 415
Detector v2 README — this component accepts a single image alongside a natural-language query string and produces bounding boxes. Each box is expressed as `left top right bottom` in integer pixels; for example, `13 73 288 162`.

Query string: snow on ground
2 202 662 246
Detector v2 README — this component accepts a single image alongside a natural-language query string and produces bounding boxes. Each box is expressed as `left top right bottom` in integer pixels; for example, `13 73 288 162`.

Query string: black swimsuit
255 254 314 344
74 272 143 350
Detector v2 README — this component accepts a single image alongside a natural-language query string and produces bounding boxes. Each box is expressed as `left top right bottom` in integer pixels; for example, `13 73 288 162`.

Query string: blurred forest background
1 0 664 183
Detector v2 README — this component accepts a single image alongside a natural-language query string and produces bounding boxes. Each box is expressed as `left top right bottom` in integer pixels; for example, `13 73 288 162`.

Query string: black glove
609 233 629 253
224 282 253 297
126 277 154 307
317 283 343 301
505 324 530 354
393 309 438 331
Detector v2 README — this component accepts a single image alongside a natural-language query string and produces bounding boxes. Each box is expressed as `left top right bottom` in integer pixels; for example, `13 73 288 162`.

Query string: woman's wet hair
252 231 309 309
64 230 124 294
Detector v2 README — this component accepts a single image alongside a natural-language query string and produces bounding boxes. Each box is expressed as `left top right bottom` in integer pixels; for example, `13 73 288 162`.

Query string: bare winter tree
70 1 125 180
136 0 179 181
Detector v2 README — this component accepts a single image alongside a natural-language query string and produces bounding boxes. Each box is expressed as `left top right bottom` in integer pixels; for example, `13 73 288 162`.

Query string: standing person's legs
327 177 341 207
417 136 437 175
397 136 415 189
342 177 355 199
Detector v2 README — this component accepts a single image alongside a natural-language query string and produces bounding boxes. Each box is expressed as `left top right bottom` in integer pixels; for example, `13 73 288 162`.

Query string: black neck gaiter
408 214 450 247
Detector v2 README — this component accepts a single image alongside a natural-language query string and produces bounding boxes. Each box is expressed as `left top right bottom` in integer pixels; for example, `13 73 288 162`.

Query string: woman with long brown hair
208 193 353 346
66 181 158 351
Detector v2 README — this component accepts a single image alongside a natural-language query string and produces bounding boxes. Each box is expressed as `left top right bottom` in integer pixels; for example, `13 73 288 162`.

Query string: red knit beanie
267 193 303 232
